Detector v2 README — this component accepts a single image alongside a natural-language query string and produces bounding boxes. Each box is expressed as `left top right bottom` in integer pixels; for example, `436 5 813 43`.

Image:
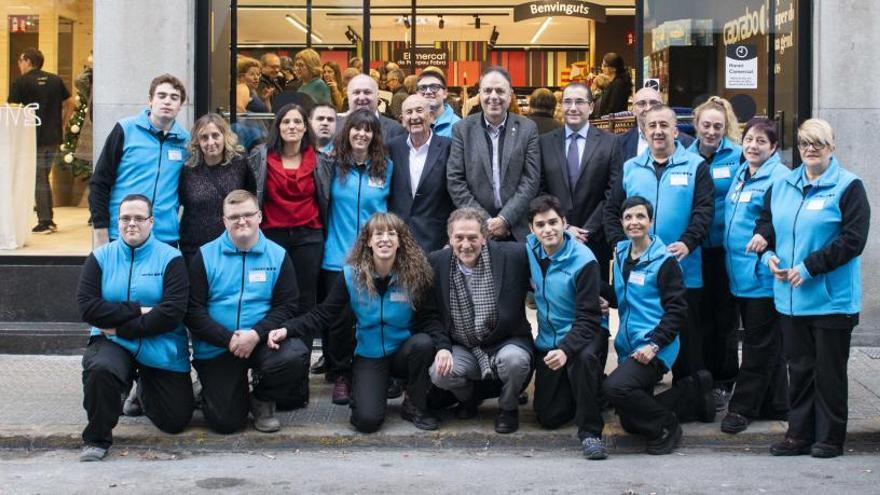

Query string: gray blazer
446 112 540 241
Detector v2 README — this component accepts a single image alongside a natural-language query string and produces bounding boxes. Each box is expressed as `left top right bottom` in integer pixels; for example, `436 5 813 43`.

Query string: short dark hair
529 88 556 113
309 102 337 118
119 194 153 216
417 70 446 88
528 195 565 223
20 48 44 69
148 74 187 104
479 65 512 87
563 82 593 102
620 195 653 221
743 117 779 147
268 103 312 155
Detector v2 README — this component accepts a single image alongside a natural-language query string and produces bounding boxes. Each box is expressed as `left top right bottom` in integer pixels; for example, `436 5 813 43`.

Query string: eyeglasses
797 140 827 151
224 211 260 222
417 83 445 93
562 98 591 107
118 215 151 224
634 99 662 109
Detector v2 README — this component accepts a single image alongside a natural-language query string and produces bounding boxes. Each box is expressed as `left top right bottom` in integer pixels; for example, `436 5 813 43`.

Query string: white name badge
738 191 753 203
712 167 731 179
806 199 826 210
248 270 267 283
367 177 385 188
390 291 409 303
168 149 182 161
629 272 646 286
670 174 689 186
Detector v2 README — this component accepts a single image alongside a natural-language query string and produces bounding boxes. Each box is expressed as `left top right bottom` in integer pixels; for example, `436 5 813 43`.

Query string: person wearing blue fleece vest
526 195 608 460
687 97 744 409
415 71 460 138
89 74 190 248
602 196 715 456
185 190 306 435
77 195 192 462
268 213 450 433
604 104 714 384
751 119 870 459
720 118 790 435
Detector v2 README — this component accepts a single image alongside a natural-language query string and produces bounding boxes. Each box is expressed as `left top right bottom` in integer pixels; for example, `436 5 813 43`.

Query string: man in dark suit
618 87 695 162
338 73 406 144
426 208 534 434
387 95 453 253
447 66 540 242
539 82 621 279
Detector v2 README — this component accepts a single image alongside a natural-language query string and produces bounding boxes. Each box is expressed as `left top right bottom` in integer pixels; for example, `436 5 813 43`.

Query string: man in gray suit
446 66 540 241
340 73 406 144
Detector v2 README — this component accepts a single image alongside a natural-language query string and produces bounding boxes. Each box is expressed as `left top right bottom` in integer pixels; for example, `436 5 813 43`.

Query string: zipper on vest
236 251 246 330
126 244 136 301
379 295 386 357
356 169 364 234
790 189 808 313
152 132 168 205
724 178 745 295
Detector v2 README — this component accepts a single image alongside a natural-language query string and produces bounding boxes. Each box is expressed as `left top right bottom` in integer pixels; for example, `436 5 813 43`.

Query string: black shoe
31 221 56 234
810 442 843 458
400 398 440 431
518 392 529 405
494 409 519 434
646 422 683 455
696 370 716 423
387 378 404 399
454 398 479 420
720 412 750 434
770 437 812 456
310 355 326 375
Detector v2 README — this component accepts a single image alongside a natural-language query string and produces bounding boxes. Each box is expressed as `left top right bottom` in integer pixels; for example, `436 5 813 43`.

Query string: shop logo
2 103 41 127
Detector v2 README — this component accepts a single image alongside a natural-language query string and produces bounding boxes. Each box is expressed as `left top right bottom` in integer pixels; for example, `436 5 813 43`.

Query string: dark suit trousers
264 227 323 315
319 269 355 379
700 247 739 387
672 289 706 383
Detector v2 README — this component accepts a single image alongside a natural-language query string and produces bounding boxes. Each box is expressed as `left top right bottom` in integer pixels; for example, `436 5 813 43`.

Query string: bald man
618 87 694 161
387 94 453 252
339 73 405 144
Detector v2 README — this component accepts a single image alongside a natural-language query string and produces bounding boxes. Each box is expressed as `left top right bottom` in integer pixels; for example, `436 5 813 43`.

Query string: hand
787 266 805 288
140 306 152 315
768 256 788 281
632 344 657 365
231 329 260 359
487 217 509 239
599 297 610 316
327 80 338 90
666 241 690 261
100 328 116 336
267 327 288 350
433 349 454 377
566 225 589 243
93 228 110 248
746 234 768 254
543 349 568 371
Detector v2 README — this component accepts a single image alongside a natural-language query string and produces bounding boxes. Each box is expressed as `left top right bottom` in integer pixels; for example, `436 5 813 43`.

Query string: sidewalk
2 351 880 454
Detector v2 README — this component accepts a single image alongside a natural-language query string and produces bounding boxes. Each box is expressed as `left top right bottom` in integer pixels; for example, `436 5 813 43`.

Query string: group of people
78 63 868 465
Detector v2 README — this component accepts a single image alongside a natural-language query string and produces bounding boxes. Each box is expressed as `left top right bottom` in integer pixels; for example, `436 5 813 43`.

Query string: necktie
567 133 581 188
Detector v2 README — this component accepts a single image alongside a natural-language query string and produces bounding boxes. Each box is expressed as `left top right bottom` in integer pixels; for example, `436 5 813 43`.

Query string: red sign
9 15 39 34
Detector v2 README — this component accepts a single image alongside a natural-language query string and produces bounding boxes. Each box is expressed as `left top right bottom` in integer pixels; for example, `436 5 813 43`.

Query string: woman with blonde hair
686 95 743 409
268 212 449 433
179 113 256 264
295 48 331 105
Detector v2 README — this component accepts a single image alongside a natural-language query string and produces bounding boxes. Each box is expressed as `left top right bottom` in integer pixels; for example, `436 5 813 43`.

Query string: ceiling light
489 26 499 48
285 14 323 43
438 15 444 29
474 15 481 29
530 17 552 44
403 16 411 29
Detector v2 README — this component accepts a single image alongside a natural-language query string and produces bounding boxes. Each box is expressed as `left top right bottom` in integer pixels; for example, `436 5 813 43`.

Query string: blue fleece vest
613 237 680 371
192 231 289 360
322 159 393 271
432 103 461 138
90 235 190 372
343 266 414 358
527 232 597 352
108 109 189 243
762 158 862 316
687 137 742 248
621 143 705 288
723 153 789 298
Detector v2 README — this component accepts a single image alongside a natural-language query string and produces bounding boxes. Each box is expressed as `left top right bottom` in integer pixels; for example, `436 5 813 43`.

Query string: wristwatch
649 342 660 354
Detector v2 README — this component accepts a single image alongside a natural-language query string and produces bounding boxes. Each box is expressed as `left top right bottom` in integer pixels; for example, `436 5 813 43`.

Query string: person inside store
604 104 715 392
526 88 562 135
387 94 453 254
309 102 338 154
77 194 192 462
426 207 533 433
316 109 394 405
595 52 632 117
618 86 695 162
268 212 448 433
322 61 345 112
526 195 608 459
89 74 190 248
259 52 286 99
447 65 540 242
236 57 270 113
751 118 870 458
538 82 621 282
602 195 715 456
179 113 256 265
339 74 406 144
387 68 408 121
720 117 789 435
415 69 461 138
294 48 331 106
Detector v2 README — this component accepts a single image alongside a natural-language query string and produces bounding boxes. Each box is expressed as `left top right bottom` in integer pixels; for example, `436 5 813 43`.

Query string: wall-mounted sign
513 1 606 23
8 15 39 34
725 44 758 89
392 47 449 69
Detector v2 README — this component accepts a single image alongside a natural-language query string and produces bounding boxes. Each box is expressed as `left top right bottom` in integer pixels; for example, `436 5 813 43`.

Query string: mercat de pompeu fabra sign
513 0 607 22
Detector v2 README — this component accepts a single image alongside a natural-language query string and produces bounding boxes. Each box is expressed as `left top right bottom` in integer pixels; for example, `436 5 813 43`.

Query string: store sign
8 15 39 34
392 47 449 69
513 1 606 23
725 44 758 89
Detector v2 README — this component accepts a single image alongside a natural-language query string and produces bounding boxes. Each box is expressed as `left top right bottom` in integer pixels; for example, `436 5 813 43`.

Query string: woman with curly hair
179 112 256 264
322 61 345 112
268 213 450 433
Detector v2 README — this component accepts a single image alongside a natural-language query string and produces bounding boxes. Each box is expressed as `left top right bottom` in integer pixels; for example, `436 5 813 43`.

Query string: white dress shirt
407 132 433 197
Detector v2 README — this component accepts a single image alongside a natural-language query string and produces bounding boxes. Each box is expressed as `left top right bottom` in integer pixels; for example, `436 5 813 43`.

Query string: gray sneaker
122 387 143 417
250 396 281 433
581 436 608 460
79 445 108 462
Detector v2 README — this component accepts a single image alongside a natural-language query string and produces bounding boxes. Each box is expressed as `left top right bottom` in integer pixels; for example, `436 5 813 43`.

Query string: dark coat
527 111 562 135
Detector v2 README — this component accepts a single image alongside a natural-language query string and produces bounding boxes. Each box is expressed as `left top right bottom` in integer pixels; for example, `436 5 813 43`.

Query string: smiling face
561 85 592 130
798 138 833 169
118 199 154 247
644 107 678 158
368 227 400 263
223 198 262 248
348 124 374 157
347 74 379 112
479 71 512 124
401 95 434 137
449 219 486 268
416 75 447 109
529 209 566 255
198 122 225 164
742 128 776 167
279 108 306 145
632 87 663 129
148 82 183 121
696 108 726 150
622 204 652 242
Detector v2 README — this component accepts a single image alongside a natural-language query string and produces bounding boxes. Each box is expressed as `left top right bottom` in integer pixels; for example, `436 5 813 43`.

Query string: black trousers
728 297 788 419
320 269 356 379
672 288 706 382
700 247 739 387
81 336 193 449
350 333 435 433
533 331 609 439
35 146 55 222
603 357 705 440
780 315 853 448
193 337 310 434
263 227 323 314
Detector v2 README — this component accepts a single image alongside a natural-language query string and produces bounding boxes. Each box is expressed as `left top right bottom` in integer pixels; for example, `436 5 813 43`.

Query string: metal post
230 0 238 124
362 0 371 73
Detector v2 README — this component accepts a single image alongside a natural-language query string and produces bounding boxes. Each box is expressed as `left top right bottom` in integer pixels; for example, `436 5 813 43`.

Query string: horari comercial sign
513 1 607 22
